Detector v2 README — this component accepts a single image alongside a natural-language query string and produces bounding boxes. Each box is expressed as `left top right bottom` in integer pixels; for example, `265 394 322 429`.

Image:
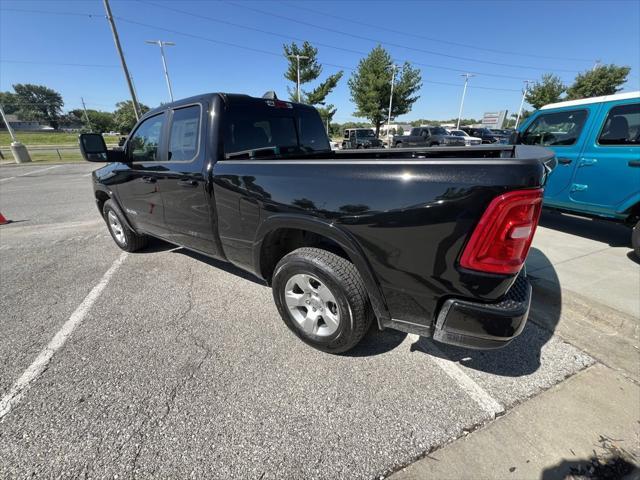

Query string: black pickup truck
393 126 465 148
79 93 555 354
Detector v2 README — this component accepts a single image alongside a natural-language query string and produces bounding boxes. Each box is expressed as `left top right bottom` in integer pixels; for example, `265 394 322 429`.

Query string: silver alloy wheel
284 273 341 337
107 210 126 245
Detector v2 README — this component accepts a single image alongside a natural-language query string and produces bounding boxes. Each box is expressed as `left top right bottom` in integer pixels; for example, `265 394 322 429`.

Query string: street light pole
456 73 475 130
81 97 93 131
146 40 176 102
288 54 309 102
386 64 398 142
514 80 532 129
103 0 141 121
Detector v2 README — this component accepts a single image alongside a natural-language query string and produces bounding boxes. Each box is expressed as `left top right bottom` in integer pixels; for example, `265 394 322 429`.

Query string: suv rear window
598 103 640 145
223 106 329 159
522 109 588 146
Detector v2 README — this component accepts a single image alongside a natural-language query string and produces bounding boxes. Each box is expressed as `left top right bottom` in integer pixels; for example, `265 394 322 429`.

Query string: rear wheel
632 220 640 257
272 247 372 354
396 142 403 148
102 199 148 252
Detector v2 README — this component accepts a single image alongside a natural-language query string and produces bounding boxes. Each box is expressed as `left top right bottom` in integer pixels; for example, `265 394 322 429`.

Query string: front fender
253 214 391 326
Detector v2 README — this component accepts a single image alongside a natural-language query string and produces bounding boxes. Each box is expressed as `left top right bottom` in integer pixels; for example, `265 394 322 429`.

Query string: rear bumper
432 272 531 349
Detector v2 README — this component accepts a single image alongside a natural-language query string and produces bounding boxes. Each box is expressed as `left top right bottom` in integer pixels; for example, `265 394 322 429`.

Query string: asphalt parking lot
0 163 635 478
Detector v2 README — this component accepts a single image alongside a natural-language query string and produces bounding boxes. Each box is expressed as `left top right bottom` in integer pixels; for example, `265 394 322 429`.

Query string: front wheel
272 247 372 354
102 199 148 252
632 220 640 257
395 142 403 148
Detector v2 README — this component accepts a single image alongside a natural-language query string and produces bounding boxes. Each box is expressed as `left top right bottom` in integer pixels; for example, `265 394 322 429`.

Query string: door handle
629 160 640 167
142 176 156 183
578 158 598 167
178 179 198 188
557 157 572 165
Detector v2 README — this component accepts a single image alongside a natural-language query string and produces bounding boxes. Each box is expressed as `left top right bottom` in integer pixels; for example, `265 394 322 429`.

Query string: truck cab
518 91 640 253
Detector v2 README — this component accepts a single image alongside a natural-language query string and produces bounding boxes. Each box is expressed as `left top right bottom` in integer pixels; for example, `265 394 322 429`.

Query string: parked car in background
447 129 482 146
517 91 640 254
342 128 383 149
461 127 510 144
490 128 513 136
78 92 555 353
393 126 465 148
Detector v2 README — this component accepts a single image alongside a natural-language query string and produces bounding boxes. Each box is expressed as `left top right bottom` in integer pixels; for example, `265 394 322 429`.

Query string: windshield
450 130 466 137
356 129 375 138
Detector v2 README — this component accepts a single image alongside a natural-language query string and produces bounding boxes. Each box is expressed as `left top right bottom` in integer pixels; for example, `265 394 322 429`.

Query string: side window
598 103 640 146
298 109 330 152
128 113 165 162
168 105 200 161
522 109 588 146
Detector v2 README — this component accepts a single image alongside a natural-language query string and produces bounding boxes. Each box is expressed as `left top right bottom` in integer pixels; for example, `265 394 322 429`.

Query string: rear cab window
597 103 640 146
222 101 330 160
522 109 588 146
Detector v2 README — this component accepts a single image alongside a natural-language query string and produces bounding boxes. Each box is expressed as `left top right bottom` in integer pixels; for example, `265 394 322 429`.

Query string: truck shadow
409 248 562 377
539 209 631 248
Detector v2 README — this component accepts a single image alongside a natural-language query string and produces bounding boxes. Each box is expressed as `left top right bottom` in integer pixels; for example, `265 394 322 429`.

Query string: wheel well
260 228 349 284
626 202 640 225
95 191 110 215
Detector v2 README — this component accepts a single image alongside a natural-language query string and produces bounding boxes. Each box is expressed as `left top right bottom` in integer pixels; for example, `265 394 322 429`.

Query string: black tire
272 247 372 354
102 199 148 252
396 142 403 148
632 220 640 258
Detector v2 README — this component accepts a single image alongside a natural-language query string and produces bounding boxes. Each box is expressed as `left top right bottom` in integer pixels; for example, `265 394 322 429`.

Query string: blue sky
1 0 639 122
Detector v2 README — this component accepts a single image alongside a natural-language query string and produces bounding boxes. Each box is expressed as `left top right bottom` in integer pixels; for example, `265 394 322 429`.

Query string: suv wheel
396 142 403 148
632 220 640 257
103 199 148 252
272 247 372 354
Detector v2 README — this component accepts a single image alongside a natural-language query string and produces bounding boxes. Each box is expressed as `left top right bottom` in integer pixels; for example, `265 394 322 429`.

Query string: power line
1 60 118 68
280 1 594 64
133 1 548 82
0 7 102 18
222 1 583 73
115 16 529 92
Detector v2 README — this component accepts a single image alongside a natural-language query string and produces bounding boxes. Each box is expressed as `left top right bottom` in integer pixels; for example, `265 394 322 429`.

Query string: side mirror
509 131 522 145
79 133 108 162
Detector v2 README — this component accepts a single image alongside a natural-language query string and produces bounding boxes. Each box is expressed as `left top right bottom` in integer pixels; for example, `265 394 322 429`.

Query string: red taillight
460 188 543 275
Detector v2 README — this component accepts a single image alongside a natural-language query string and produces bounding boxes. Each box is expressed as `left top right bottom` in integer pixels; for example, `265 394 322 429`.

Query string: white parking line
0 165 62 183
0 252 127 419
409 334 504 417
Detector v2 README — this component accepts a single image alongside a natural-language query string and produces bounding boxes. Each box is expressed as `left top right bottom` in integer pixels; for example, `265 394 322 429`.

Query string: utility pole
145 40 175 102
386 64 398 142
592 59 601 71
0 104 31 163
288 54 309 102
103 0 141 121
514 80 532 129
81 97 93 131
456 73 475 129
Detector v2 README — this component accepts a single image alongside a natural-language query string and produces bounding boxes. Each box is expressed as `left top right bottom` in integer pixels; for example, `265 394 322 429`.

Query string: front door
157 103 219 255
570 100 640 211
115 112 167 237
520 107 592 200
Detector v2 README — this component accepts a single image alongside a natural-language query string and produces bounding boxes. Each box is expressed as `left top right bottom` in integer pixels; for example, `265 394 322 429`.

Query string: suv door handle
142 176 156 184
578 158 598 167
178 179 198 188
557 157 572 165
629 160 640 167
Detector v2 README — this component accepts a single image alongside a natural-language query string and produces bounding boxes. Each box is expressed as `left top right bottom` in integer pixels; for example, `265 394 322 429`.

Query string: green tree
525 74 566 110
283 41 343 129
348 46 422 136
113 100 150 134
12 84 64 129
566 64 631 100
68 109 115 133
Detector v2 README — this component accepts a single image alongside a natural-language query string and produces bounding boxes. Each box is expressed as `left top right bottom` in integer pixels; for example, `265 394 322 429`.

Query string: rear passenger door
570 100 640 211
157 103 219 255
